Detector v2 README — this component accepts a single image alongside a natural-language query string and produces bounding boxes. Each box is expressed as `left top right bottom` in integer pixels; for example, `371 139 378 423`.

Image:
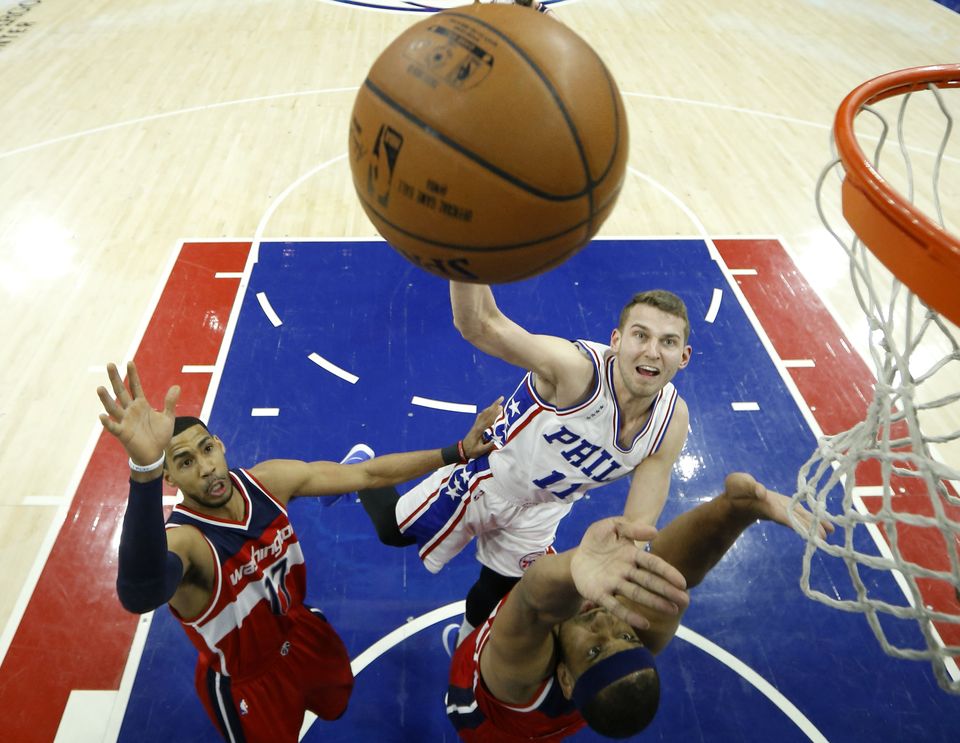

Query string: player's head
555 606 660 737
611 290 691 397
163 416 233 509
618 290 690 343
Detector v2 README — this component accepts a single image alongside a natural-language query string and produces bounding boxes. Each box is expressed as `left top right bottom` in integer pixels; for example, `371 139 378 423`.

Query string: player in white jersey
359 283 691 645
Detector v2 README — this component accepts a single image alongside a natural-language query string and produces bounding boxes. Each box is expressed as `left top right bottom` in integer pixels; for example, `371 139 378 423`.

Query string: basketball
348 3 629 283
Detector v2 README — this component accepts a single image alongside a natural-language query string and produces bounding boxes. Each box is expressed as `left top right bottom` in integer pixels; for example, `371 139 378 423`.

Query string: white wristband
128 453 166 473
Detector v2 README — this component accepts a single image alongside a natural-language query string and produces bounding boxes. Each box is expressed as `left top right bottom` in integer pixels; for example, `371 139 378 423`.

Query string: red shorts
195 608 353 742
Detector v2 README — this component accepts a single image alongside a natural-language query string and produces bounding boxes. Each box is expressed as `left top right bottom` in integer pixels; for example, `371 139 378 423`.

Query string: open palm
97 362 180 465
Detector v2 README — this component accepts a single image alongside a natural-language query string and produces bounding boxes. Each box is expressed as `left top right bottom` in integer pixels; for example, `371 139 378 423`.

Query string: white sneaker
323 444 375 506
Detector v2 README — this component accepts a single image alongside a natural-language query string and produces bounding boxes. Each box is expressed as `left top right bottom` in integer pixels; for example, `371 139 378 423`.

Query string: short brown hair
618 290 690 343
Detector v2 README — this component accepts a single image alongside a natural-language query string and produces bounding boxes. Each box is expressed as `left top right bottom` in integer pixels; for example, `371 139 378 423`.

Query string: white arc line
308 352 359 384
705 288 723 323
411 396 478 414
256 292 282 327
675 626 830 742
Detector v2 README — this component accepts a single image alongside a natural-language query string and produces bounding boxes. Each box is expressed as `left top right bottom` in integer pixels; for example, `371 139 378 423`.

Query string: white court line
308 352 359 384
782 359 816 368
704 288 723 324
732 401 761 411
256 292 282 327
181 364 216 373
300 602 829 742
411 396 477 414
0 88 360 161
104 155 348 741
251 408 280 417
729 268 758 276
675 626 829 742
0 238 183 672
215 272 243 278
299 601 466 739
22 496 66 507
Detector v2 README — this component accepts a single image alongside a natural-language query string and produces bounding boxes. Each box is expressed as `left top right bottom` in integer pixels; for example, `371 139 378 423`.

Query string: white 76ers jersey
485 340 678 506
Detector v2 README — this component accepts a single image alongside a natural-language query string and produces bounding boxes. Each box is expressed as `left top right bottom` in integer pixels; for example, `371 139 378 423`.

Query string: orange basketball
348 3 629 283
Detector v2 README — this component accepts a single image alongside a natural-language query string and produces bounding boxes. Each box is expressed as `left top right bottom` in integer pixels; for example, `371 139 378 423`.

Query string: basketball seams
362 78 589 202
592 61 627 186
441 8 596 222
350 4 628 282
354 186 589 253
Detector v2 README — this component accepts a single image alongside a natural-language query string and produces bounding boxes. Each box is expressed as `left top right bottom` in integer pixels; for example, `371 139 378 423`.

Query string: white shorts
394 459 573 577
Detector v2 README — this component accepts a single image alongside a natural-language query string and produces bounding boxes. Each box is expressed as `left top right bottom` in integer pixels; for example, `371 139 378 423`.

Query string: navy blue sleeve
116 477 184 614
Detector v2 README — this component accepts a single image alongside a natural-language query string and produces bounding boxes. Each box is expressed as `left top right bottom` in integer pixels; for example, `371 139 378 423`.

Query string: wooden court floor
0 0 958 740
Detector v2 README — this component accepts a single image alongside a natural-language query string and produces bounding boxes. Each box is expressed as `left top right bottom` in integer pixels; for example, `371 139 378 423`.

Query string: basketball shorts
395 462 572 577
196 607 354 743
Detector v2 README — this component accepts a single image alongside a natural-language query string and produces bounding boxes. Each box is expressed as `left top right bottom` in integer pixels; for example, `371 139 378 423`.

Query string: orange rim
834 64 960 325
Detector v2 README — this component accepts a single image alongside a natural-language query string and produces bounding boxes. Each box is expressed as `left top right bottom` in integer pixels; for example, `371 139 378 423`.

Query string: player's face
163 425 233 509
610 304 690 400
554 605 645 697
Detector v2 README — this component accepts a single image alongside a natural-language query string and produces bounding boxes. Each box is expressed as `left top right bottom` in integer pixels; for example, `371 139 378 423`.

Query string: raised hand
97 362 180 467
722 472 835 540
570 517 688 630
461 396 504 460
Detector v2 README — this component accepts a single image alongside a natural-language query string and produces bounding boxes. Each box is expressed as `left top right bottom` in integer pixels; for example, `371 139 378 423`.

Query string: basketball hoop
793 64 960 694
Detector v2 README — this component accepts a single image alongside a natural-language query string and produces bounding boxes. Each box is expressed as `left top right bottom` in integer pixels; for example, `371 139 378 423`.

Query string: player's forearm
516 550 583 626
361 448 451 489
450 281 500 341
116 475 183 614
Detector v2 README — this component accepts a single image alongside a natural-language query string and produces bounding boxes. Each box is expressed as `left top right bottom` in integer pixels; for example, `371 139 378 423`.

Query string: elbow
116 579 163 614
453 313 494 347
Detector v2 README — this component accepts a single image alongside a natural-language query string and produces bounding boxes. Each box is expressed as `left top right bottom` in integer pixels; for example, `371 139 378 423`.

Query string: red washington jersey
165 468 307 677
446 599 586 742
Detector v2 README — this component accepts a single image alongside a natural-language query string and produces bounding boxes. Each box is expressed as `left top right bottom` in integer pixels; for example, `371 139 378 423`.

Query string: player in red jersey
99 361 498 743
446 473 832 741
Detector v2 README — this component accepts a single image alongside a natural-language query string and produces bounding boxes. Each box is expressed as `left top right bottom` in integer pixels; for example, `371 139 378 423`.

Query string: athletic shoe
323 443 375 506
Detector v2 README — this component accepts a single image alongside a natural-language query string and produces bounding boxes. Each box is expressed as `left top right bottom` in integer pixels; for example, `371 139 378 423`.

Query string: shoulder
246 459 306 502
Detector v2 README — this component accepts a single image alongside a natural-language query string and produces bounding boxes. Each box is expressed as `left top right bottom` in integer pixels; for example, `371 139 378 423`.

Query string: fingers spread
108 363 131 404
128 361 145 399
97 385 123 420
636 549 687 592
163 385 181 416
599 593 650 630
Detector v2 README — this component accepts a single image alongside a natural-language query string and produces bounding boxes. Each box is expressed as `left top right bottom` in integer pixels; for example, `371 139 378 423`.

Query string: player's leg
456 500 569 643
357 485 416 546
463 565 520 633
196 661 304 743
299 608 355 721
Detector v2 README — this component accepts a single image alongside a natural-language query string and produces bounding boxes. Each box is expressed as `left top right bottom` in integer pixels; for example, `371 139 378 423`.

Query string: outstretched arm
250 396 503 503
450 281 595 407
98 362 199 614
479 518 688 704
632 472 834 653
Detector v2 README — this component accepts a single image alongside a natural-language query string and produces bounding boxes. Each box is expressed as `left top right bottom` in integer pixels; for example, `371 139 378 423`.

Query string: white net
792 76 960 694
